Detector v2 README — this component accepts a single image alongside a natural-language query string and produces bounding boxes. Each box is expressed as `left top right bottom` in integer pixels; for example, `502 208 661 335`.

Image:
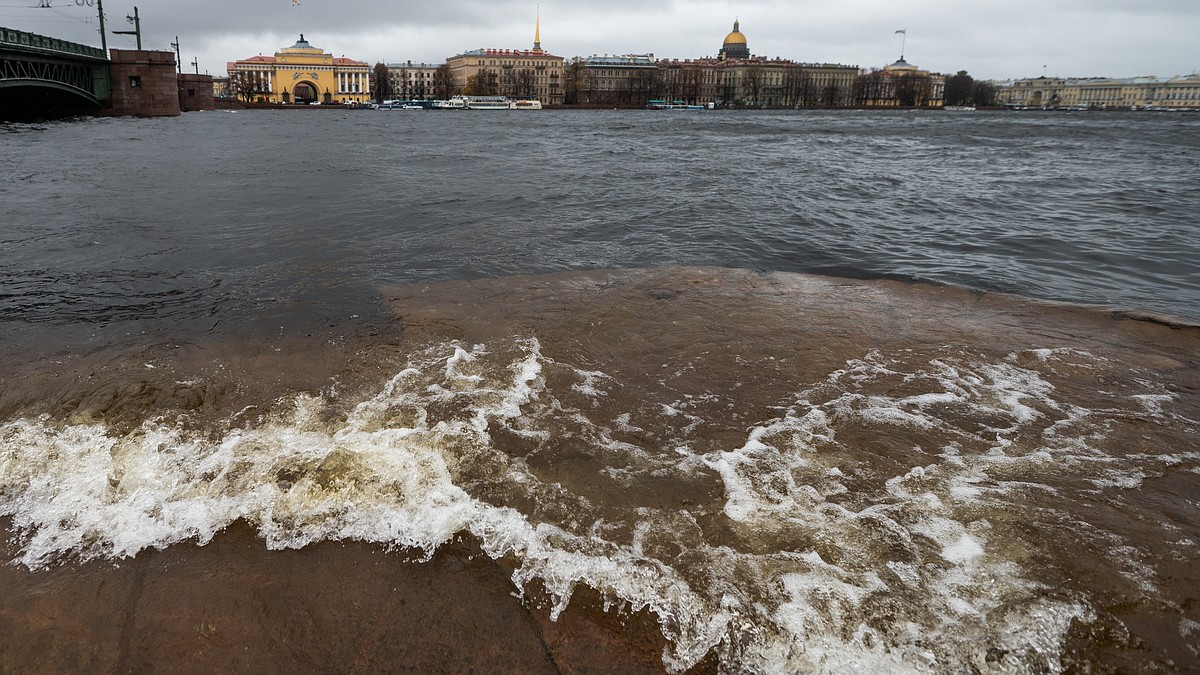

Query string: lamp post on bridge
170 36 181 73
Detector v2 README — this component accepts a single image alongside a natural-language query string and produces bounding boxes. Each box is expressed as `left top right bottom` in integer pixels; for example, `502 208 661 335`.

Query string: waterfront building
654 58 722 106
854 57 945 108
579 54 658 105
445 14 563 105
702 20 857 107
1000 74 1200 109
715 58 858 107
566 19 857 108
385 61 439 100
211 76 230 99
227 35 370 104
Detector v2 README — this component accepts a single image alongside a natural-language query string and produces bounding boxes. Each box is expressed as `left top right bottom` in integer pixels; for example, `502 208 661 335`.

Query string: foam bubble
2 338 1194 673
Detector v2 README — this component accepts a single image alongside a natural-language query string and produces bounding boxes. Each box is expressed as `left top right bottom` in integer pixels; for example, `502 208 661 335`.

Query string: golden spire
533 4 542 51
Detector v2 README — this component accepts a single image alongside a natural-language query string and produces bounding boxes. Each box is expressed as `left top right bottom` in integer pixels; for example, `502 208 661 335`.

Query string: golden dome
723 20 747 46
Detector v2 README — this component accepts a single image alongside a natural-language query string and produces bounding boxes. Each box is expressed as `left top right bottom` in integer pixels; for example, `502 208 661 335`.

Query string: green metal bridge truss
0 26 110 104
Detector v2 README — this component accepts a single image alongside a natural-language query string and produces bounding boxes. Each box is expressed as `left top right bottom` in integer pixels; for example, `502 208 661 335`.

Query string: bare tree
465 69 499 96
478 69 498 95
894 73 931 106
230 70 267 103
562 57 585 104
432 63 454 100
516 69 537 98
582 68 599 104
782 66 805 107
660 67 682 103
372 62 392 103
631 68 659 105
854 71 890 106
822 84 840 106
743 63 764 106
411 73 427 100
500 66 519 96
973 80 997 107
681 67 703 104
944 70 975 106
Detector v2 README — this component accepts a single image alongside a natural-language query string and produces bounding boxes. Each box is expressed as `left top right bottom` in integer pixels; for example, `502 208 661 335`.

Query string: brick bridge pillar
106 49 179 117
178 73 215 111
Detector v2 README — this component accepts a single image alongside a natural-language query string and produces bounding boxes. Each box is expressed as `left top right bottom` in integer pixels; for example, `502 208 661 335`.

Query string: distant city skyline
2 0 1197 81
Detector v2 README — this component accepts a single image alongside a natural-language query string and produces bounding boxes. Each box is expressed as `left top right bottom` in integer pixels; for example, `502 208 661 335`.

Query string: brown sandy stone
0 520 689 674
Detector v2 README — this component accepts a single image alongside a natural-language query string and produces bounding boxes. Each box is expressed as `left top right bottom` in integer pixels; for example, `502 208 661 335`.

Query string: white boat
429 96 543 110
376 100 426 110
465 96 511 110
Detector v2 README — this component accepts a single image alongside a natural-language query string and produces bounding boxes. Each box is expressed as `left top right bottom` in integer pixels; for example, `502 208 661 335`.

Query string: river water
1 109 1198 672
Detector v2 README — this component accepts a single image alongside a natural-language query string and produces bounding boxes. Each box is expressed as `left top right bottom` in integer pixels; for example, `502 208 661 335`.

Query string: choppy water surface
1 110 1198 673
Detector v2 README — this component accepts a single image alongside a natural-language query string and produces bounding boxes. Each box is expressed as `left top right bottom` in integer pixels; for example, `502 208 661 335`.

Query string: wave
3 268 1197 673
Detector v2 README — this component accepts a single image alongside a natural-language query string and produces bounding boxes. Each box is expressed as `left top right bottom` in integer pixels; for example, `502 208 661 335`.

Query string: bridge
1 26 110 119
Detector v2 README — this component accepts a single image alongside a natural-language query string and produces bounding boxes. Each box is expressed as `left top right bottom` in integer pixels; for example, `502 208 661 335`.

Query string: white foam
4 338 1190 674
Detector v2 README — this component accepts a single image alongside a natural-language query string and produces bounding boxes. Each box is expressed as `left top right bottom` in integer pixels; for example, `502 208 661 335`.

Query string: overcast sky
2 0 1198 81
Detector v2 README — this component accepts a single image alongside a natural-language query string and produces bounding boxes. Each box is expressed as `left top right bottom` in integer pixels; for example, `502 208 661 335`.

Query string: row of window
474 59 556 68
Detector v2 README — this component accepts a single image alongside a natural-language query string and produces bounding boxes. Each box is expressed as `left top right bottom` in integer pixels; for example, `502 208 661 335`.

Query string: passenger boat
647 99 707 110
465 96 512 110
508 99 543 110
375 100 427 110
429 97 544 110
431 98 466 109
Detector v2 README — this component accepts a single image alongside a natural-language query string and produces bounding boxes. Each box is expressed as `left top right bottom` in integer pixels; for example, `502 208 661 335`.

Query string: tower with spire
532 5 542 53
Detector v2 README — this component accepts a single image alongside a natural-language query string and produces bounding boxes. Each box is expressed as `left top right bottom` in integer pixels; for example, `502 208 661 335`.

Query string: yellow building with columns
227 35 370 104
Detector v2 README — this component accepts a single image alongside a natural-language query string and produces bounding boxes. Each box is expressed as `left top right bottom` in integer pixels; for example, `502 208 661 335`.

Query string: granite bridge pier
1 27 212 120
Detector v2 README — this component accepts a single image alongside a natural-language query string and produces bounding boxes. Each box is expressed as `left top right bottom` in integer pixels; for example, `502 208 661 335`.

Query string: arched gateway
293 82 317 103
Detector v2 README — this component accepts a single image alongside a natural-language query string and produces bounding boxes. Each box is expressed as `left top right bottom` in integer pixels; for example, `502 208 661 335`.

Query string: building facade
385 61 439 100
1000 74 1200 109
707 20 857 107
579 54 658 105
227 35 370 104
445 16 563 104
715 59 858 107
568 21 858 108
854 57 945 108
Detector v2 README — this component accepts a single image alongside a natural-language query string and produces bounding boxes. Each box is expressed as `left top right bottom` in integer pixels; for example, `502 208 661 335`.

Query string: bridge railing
0 26 106 61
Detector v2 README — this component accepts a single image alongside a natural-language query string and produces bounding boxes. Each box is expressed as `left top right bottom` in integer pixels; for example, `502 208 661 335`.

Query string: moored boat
465 96 512 110
508 99 543 110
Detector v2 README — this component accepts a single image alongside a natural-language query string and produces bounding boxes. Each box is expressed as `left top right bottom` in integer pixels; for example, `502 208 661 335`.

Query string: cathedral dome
719 20 750 60
723 21 747 46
